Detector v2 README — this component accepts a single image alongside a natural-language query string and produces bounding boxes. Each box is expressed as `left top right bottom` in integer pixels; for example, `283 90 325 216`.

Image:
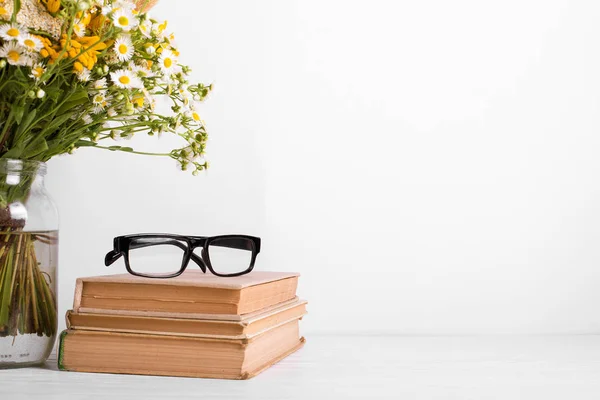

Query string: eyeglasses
105 234 261 278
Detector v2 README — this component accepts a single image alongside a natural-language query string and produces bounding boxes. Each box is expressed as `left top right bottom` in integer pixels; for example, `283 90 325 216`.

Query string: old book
66 299 308 339
58 319 305 380
73 271 299 317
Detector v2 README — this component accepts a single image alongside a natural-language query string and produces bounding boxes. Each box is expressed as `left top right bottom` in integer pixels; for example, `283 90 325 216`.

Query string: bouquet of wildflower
0 0 211 340
0 0 210 172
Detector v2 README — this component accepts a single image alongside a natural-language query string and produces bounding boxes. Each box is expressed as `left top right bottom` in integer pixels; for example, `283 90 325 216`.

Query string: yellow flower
46 0 60 13
132 95 144 108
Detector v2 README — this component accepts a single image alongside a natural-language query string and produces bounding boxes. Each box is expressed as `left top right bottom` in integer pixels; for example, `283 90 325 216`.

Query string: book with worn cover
66 298 308 339
73 271 299 317
58 319 305 380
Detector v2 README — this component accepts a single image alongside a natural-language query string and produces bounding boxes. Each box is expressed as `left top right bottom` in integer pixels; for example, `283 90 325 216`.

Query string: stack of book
58 271 306 379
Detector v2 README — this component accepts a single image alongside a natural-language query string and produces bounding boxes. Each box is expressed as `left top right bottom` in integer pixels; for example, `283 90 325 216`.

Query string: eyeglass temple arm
105 250 122 266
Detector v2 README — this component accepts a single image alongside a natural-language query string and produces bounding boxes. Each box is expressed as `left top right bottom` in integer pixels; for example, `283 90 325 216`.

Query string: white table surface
2 335 600 399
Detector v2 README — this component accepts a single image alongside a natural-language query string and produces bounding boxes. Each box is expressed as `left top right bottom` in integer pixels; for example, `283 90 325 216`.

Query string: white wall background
47 0 600 335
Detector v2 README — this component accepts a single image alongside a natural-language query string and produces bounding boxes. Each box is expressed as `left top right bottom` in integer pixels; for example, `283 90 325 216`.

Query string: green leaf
43 113 73 135
120 147 134 152
2 144 24 159
22 139 48 158
74 140 97 148
12 104 25 125
14 109 36 140
55 90 90 115
11 0 21 22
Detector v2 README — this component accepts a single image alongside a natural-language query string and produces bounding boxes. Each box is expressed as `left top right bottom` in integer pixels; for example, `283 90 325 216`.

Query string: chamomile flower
128 61 153 78
92 78 107 90
82 114 93 124
30 63 46 81
113 35 133 62
0 23 26 41
92 95 110 113
72 22 86 37
188 104 203 123
138 21 152 38
92 92 107 106
76 67 91 82
110 68 142 89
18 34 43 53
159 49 178 75
0 6 9 20
112 8 138 32
0 42 30 66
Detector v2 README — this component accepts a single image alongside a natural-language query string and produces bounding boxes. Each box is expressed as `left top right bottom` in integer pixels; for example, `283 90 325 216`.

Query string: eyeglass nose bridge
188 250 207 273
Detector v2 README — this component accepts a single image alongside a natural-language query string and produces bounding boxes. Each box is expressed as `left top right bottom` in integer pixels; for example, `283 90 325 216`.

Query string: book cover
73 270 300 317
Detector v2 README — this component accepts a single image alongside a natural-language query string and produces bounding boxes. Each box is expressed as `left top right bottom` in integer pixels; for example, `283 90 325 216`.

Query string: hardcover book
66 298 308 339
73 271 300 317
58 319 305 380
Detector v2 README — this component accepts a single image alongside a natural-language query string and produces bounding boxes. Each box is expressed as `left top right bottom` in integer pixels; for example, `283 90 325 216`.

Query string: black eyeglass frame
105 234 261 278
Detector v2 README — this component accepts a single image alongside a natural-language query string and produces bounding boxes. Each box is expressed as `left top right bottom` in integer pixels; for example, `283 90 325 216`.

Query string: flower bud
0 59 6 68
103 65 109 74
36 89 45 98
27 91 35 99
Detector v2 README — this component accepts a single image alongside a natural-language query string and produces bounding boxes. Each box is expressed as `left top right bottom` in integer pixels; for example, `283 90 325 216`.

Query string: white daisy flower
73 22 86 38
113 0 136 11
110 68 142 89
107 107 118 117
30 63 46 81
101 5 112 15
113 35 133 62
82 114 93 124
0 5 9 20
188 104 203 123
76 68 91 82
128 61 153 78
92 92 107 106
18 34 43 53
159 49 178 75
0 23 27 41
0 42 30 66
138 21 152 38
92 78 107 90
112 9 138 32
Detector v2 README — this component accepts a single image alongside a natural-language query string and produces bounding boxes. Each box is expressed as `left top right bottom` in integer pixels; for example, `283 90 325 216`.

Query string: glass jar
0 159 58 368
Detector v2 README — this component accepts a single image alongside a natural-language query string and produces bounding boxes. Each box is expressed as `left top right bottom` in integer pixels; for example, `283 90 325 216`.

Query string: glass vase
0 159 58 368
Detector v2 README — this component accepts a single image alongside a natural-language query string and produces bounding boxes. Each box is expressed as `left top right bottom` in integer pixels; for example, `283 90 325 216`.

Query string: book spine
65 310 72 329
57 330 69 371
72 278 83 311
